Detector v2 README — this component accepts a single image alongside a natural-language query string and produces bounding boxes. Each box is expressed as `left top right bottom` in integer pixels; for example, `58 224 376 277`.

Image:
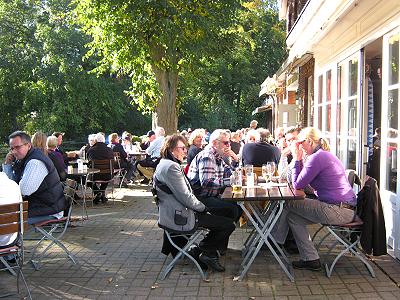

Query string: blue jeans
28 215 58 225
198 196 242 221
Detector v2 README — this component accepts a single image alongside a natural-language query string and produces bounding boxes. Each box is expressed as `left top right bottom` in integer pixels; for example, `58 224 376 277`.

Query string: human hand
290 141 303 161
223 148 238 162
4 152 15 164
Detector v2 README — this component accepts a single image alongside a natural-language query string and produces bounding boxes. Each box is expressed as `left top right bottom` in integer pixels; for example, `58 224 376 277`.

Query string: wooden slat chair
0 201 32 299
86 159 115 204
30 184 77 270
113 152 127 188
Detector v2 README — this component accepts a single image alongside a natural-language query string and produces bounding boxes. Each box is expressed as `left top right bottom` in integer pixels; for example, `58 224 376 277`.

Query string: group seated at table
154 134 236 272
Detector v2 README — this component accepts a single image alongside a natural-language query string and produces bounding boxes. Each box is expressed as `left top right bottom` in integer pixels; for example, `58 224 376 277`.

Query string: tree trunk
149 43 179 135
152 67 178 135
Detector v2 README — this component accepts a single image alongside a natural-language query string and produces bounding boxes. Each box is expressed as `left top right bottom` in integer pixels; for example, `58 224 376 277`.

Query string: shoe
101 196 108 203
93 193 102 205
292 259 321 271
120 181 128 188
187 246 208 270
199 253 225 272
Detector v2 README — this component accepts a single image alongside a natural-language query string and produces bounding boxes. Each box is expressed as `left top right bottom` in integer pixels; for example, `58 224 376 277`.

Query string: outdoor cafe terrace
1 184 399 299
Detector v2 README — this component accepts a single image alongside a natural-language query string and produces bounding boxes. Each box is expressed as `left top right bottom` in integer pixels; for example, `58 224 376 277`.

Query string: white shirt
0 172 22 246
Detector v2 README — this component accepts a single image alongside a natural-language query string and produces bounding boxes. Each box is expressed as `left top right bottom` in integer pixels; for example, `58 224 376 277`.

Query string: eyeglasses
219 140 230 146
10 143 28 151
175 146 187 151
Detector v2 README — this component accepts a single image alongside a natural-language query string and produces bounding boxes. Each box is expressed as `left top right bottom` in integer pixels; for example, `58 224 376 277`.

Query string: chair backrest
113 152 122 169
0 201 28 236
345 169 361 189
253 167 262 177
91 159 114 175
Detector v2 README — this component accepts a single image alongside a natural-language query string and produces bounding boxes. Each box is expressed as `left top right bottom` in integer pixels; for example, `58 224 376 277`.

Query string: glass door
381 28 400 259
336 51 364 174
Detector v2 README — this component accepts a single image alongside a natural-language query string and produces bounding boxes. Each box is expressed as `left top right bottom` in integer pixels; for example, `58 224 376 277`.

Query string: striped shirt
188 145 232 197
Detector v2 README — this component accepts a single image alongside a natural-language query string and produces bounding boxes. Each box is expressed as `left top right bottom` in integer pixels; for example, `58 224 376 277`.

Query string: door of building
381 28 400 259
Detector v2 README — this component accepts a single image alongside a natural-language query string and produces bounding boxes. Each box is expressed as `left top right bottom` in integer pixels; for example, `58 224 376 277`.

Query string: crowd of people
1 120 359 274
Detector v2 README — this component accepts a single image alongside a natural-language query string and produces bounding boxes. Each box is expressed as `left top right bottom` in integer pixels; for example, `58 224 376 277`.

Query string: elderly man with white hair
188 129 241 223
87 133 114 204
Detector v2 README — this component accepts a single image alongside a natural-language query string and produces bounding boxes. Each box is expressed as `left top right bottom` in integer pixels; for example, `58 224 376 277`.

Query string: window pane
337 65 343 100
388 34 399 85
388 89 399 131
326 70 332 102
386 89 398 193
326 104 331 132
318 106 322 129
318 75 323 104
349 59 358 96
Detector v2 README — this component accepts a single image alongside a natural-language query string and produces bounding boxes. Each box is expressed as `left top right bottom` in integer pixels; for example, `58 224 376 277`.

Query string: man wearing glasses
3 131 65 224
188 129 241 222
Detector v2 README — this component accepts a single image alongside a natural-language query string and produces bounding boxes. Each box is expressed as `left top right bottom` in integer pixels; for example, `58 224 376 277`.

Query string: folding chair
0 201 32 299
313 171 375 278
159 226 208 280
64 178 87 221
113 152 127 188
30 186 77 270
86 159 115 204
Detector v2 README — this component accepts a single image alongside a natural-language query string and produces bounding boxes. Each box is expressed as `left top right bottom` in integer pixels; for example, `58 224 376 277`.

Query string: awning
259 76 278 97
276 52 313 78
252 104 272 115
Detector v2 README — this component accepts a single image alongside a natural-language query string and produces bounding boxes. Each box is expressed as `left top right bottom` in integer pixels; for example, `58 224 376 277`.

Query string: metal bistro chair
30 184 77 270
312 171 375 278
0 201 32 299
152 181 208 280
113 152 127 188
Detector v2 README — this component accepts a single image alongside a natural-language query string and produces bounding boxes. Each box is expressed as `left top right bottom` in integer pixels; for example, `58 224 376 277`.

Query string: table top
67 168 100 176
221 184 305 202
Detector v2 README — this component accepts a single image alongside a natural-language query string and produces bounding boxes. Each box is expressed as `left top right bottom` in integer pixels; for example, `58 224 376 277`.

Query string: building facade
266 0 400 259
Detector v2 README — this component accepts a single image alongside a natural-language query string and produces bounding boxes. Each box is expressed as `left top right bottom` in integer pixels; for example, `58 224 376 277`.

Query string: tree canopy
74 0 242 134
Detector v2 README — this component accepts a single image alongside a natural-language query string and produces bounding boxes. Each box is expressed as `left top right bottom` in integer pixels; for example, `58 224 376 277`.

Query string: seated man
137 127 165 182
188 129 241 221
155 134 235 271
3 131 65 225
87 133 114 204
242 128 281 166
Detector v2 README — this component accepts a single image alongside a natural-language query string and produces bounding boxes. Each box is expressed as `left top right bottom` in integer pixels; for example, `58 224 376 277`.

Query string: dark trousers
197 207 236 255
198 196 242 222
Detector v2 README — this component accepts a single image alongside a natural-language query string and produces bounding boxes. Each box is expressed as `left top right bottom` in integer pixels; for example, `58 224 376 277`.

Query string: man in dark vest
3 131 65 224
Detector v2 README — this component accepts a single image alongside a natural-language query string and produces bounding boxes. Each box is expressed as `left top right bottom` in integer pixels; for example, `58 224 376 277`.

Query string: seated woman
272 127 356 271
47 136 67 181
186 129 204 166
154 134 235 272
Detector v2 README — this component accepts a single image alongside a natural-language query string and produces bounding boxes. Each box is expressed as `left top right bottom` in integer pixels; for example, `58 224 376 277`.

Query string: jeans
28 215 58 225
198 196 242 222
272 198 356 261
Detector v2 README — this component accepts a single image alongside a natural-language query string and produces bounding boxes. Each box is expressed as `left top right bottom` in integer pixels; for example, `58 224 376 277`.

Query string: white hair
246 129 260 143
95 133 105 143
209 129 230 144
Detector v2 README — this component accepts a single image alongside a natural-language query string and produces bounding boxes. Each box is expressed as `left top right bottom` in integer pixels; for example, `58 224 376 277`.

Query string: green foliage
0 0 151 142
178 1 287 131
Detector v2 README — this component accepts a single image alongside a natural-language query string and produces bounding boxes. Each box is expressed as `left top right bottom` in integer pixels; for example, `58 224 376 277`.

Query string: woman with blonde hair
32 131 48 155
187 129 204 166
272 127 356 272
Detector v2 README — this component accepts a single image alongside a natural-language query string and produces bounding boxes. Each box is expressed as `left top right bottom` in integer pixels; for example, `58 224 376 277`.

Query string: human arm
292 155 321 190
163 163 206 212
19 159 48 196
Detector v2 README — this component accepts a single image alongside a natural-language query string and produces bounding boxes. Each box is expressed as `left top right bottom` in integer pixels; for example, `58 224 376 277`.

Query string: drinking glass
266 162 276 183
244 164 253 177
262 164 269 183
230 169 243 193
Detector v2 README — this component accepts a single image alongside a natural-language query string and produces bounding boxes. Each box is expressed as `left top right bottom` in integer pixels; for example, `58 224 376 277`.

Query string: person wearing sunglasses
188 129 241 222
3 131 66 225
154 135 235 272
272 127 356 271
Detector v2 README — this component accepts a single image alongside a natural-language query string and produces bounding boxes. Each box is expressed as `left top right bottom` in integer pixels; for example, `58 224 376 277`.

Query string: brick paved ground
1 184 399 299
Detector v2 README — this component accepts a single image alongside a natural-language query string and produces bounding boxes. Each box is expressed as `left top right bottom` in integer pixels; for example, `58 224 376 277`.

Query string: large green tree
74 0 242 134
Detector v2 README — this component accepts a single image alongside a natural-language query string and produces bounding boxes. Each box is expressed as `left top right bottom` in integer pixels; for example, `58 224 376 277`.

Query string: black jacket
357 176 387 256
13 148 65 218
242 142 281 166
87 142 114 160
